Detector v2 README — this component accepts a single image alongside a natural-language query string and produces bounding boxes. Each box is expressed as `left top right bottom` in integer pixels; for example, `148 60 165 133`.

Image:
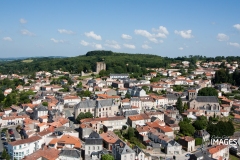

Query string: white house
7 136 44 160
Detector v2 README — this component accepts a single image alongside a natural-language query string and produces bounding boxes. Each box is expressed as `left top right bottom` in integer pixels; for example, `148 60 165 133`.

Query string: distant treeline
0 51 239 78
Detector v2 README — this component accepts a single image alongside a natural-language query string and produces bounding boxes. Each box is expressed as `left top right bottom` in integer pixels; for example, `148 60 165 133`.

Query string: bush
195 138 203 146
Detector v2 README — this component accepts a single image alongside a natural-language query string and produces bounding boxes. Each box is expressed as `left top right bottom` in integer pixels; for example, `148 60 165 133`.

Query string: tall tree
176 97 183 113
197 87 218 97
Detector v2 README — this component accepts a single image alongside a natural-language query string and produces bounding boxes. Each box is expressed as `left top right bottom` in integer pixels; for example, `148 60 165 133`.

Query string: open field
22 59 33 63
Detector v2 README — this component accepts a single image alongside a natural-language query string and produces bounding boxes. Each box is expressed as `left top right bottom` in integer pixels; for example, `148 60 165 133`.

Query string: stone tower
188 90 197 100
96 62 106 74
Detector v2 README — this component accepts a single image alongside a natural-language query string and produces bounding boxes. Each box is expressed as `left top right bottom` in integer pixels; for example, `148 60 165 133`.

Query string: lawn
230 154 239 160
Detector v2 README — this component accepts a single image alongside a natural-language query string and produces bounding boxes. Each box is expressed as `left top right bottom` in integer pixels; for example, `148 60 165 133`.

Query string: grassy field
233 121 240 131
230 154 239 160
22 59 33 63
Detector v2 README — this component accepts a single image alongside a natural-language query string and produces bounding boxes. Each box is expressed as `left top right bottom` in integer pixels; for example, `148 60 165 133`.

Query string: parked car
8 129 13 135
1 137 6 141
10 135 15 140
3 142 8 148
185 154 190 157
10 138 16 142
1 132 6 136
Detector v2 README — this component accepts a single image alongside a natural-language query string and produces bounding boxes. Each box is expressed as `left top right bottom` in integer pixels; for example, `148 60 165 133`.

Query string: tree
42 102 48 106
127 127 135 139
142 85 149 93
0 92 5 102
125 92 131 99
197 87 218 97
101 154 114 160
193 116 208 130
176 97 183 113
76 112 93 123
179 121 195 136
195 138 203 146
77 90 92 97
1 149 11 160
183 103 188 111
76 82 82 88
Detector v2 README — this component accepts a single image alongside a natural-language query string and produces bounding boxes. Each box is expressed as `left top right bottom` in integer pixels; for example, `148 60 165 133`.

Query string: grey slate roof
195 96 219 103
124 110 139 117
122 105 131 109
75 100 96 109
59 148 81 158
133 146 151 156
35 104 48 111
97 99 113 108
85 131 103 145
114 139 135 154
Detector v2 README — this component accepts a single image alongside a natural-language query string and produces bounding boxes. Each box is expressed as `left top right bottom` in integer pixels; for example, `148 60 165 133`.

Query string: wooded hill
0 50 240 77
0 51 179 76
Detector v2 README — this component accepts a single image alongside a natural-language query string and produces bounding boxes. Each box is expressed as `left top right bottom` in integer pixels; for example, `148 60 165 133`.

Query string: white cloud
94 43 103 49
229 42 240 48
85 31 102 40
142 44 151 49
134 30 157 43
19 18 27 24
178 47 184 50
58 29 75 34
152 26 169 36
80 40 89 46
216 33 229 41
121 34 132 40
21 29 35 36
105 40 121 49
174 30 193 39
233 24 240 30
50 38 66 43
123 44 136 49
3 37 12 41
135 26 168 43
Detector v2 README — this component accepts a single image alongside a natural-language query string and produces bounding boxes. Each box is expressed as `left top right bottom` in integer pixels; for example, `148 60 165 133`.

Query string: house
164 140 182 155
48 134 81 150
58 148 81 160
61 95 81 105
22 147 60 160
110 73 129 79
80 116 127 133
30 104 48 120
100 131 119 150
74 99 119 119
194 130 210 142
178 136 195 152
79 123 94 140
7 135 44 160
128 114 149 128
85 131 103 160
208 145 229 160
133 145 152 160
112 139 136 160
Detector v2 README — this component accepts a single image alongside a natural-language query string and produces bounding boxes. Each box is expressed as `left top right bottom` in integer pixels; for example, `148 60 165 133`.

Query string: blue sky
0 1 240 58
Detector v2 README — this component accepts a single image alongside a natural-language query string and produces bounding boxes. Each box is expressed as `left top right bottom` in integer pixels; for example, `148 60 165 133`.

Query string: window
93 146 95 150
98 146 99 150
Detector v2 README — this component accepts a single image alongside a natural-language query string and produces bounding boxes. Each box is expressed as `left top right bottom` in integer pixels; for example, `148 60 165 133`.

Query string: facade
85 131 103 159
7 136 44 160
74 99 119 119
178 136 195 152
112 139 136 160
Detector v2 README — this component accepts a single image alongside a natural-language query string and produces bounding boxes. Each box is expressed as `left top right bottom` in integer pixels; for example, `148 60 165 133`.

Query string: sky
0 1 240 58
